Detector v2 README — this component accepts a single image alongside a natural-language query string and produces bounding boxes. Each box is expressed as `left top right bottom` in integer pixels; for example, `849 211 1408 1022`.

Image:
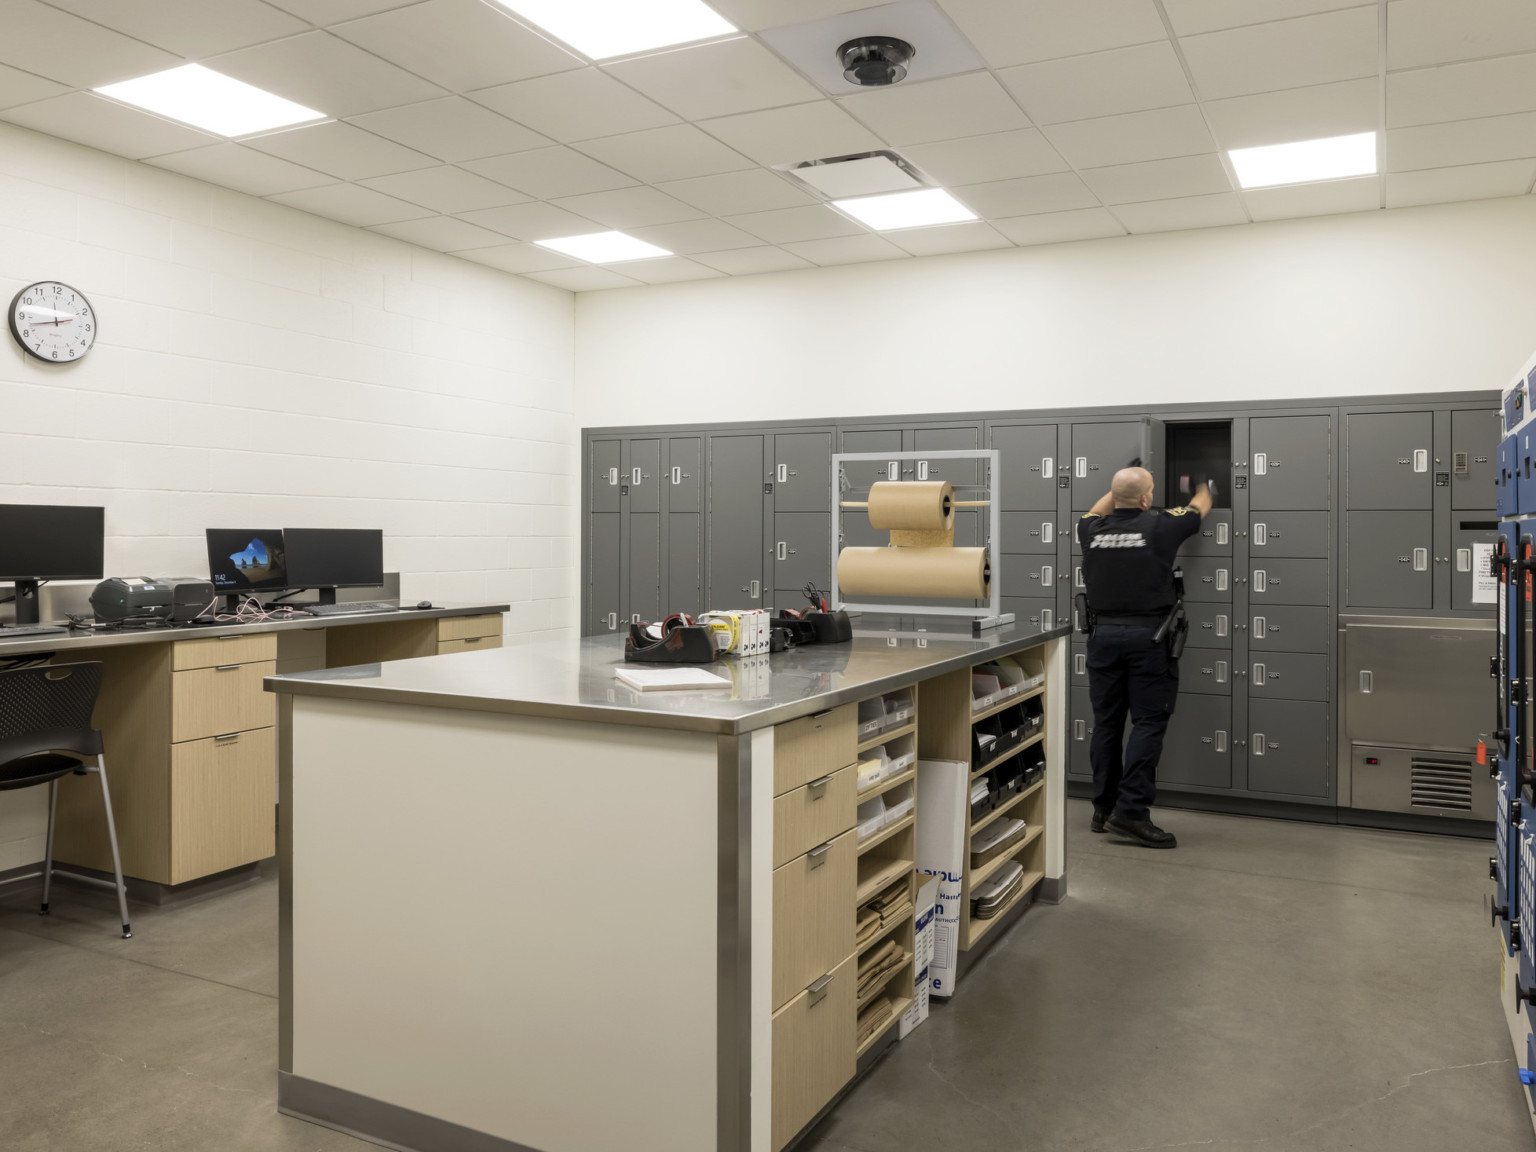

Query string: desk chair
0 662 132 939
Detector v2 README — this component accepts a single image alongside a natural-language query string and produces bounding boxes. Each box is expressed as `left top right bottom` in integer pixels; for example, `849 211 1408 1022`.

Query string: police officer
1077 467 1211 848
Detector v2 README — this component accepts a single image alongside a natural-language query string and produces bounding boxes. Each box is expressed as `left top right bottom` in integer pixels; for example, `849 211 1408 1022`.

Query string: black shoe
1105 816 1177 849
1090 811 1108 833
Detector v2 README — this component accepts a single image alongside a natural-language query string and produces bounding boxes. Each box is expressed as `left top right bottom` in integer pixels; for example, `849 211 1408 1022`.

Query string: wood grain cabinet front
437 634 503 656
171 661 276 744
772 765 855 868
170 728 276 883
771 951 855 1151
773 704 856 795
772 829 855 1010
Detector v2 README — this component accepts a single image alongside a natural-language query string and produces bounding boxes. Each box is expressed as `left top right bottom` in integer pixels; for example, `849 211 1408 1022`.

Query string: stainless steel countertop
0 603 511 657
266 621 1073 735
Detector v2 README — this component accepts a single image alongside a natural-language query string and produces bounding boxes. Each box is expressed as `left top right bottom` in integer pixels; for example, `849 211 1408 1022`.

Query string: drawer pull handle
807 972 835 1005
214 733 240 743
807 842 831 869
215 663 241 671
806 773 834 793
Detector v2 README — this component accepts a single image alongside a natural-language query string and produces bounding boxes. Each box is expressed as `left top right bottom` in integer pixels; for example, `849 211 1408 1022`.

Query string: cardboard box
899 873 940 1038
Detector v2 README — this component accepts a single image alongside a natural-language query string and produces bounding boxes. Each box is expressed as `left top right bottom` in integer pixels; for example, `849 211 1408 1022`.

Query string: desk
270 621 1070 1152
0 604 508 895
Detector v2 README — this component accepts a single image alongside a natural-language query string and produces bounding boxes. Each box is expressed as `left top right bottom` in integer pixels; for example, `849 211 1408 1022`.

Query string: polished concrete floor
0 801 1530 1151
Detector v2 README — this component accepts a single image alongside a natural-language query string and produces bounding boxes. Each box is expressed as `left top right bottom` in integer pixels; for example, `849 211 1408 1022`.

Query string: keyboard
0 624 70 637
302 602 400 617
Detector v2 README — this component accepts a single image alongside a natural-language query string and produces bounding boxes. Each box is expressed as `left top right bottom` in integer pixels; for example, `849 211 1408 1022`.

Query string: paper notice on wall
1474 542 1497 604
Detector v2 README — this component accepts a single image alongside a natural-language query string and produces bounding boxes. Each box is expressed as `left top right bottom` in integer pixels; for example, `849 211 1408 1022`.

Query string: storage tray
970 817 1025 869
972 860 1024 919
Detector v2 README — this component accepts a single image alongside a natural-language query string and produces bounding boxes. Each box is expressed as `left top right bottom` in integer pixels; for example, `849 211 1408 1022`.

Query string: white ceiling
1 0 1533 291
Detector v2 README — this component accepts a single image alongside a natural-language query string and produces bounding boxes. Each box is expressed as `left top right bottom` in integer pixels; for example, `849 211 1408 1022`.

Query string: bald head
1111 467 1154 510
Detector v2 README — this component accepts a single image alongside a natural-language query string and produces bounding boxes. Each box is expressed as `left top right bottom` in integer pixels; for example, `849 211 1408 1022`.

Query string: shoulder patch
1080 512 1102 520
1165 506 1195 516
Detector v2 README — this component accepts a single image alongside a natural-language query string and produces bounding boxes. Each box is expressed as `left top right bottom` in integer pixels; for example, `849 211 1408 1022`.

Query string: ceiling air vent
1410 757 1474 811
782 151 927 199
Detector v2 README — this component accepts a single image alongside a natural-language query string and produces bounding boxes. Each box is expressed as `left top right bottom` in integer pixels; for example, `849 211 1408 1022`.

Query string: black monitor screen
285 528 384 589
0 504 104 580
206 529 287 593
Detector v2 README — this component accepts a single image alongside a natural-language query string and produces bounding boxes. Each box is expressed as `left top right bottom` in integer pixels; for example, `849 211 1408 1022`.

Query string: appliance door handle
1360 670 1373 694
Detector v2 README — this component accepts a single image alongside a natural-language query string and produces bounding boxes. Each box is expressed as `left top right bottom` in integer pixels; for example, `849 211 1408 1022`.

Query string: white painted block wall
0 122 578 872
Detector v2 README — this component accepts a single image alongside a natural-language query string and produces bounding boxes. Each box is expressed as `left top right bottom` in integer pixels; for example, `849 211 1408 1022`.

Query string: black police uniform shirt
1076 506 1202 615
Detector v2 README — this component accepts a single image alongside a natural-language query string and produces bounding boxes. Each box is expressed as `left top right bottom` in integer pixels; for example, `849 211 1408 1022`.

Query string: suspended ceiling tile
705 0 876 32
950 171 1100 217
1202 78 1378 149
468 69 678 143
1387 54 1536 129
1241 174 1379 220
1162 0 1370 36
697 100 884 167
1044 105 1215 169
691 246 815 274
549 186 707 229
574 123 755 184
626 216 766 254
657 168 816 215
781 233 908 265
758 2 988 96
1179 7 1378 101
453 242 582 273
1079 152 1233 204
348 97 550 162
1113 192 1247 232
0 0 180 88
935 0 1168 69
524 266 644 291
245 121 437 181
145 142 337 196
359 165 529 214
1 92 217 159
455 200 601 241
1385 111 1536 173
839 73 1031 147
901 129 1069 185
724 203 865 243
1384 158 1536 207
46 0 309 58
0 63 68 109
604 37 821 121
887 220 1013 255
990 206 1127 244
619 256 726 284
999 42 1194 126
369 214 508 251
331 0 582 91
263 0 425 25
210 30 447 118
1387 0 1536 70
462 145 637 199
269 182 434 226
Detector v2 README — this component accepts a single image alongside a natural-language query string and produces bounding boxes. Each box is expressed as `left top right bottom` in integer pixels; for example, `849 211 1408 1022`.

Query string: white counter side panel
290 695 719 1152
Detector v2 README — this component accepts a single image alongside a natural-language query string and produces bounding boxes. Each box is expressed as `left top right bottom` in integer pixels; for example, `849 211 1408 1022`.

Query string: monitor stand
315 588 338 606
12 579 41 626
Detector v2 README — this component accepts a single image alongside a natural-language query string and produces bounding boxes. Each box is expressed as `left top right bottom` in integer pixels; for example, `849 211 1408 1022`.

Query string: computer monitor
206 529 288 602
0 503 105 625
284 529 384 605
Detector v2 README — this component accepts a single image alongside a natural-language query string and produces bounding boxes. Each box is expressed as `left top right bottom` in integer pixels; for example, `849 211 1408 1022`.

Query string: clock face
9 281 96 363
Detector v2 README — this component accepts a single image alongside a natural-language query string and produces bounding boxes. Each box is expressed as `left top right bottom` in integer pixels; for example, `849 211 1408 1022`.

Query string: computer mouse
415 601 433 610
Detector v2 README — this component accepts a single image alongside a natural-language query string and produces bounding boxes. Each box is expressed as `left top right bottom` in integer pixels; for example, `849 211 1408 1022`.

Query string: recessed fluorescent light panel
1229 131 1377 189
495 0 736 59
833 188 977 231
95 64 324 137
535 232 672 263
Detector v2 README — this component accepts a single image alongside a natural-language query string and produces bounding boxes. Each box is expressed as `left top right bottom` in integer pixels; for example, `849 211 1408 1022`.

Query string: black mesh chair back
0 663 105 789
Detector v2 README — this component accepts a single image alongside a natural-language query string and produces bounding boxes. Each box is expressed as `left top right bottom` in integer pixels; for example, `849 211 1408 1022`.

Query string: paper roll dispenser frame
831 448 1014 633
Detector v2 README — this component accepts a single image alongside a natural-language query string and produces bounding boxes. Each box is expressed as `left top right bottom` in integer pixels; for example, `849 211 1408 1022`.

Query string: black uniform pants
1087 622 1179 822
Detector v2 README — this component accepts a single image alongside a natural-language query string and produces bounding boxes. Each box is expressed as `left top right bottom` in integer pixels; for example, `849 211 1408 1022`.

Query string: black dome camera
838 36 916 87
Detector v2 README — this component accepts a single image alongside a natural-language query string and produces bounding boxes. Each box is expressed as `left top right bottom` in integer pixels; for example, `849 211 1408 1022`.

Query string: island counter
268 620 1071 1152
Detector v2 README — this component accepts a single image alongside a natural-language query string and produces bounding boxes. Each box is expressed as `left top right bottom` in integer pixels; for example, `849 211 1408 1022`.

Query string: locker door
628 514 660 623
1344 510 1433 609
1182 556 1232 602
1248 605 1331 653
774 512 832 597
1181 647 1234 697
1450 409 1499 510
1000 554 1056 599
1184 603 1233 647
589 512 621 634
913 424 979 486
1451 516 1499 613
668 514 702 618
1000 512 1059 554
1248 558 1329 607
666 437 701 513
1247 652 1329 701
627 439 661 514
1069 687 1094 779
1248 699 1329 798
1160 695 1232 788
774 432 832 513
1180 510 1233 557
1070 643 1089 691
1003 597 1057 631
709 434 765 607
839 428 903 548
1071 422 1142 509
1248 511 1328 558
1249 415 1331 510
1346 412 1432 509
992 424 1058 510
591 439 621 513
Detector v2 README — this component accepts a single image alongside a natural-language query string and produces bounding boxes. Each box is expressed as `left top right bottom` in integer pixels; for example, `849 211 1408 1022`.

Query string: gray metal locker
1001 555 1057 598
839 428 902 548
992 424 1059 510
1247 699 1329 798
1249 415 1330 510
1248 558 1329 606
1180 510 1233 557
1248 511 1328 557
1070 643 1088 690
628 513 660 623
773 432 831 513
1247 652 1329 701
1451 516 1499 612
1002 596 1056 631
1450 409 1498 510
591 439 621 514
1000 512 1060 555
1181 648 1234 697
1346 412 1432 509
1345 510 1433 609
666 437 700 513
1249 604 1330 653
914 425 980 486
1069 687 1094 779
1071 421 1163 510
668 514 702 618
589 512 621 633
1160 694 1233 788
709 434 765 607
627 439 661 514
1182 556 1232 602
774 512 832 597
1184 603 1233 646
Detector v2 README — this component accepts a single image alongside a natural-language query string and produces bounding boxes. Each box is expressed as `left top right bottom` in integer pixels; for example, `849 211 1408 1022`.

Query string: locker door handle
1360 670 1373 693
1216 522 1229 545
1042 456 1053 478
1457 548 1471 572
1075 456 1088 478
1253 615 1266 638
1253 523 1267 546
608 467 619 485
1253 733 1266 756
1413 449 1429 473
1041 522 1054 544
1413 548 1428 571
1252 452 1267 475
1074 653 1086 675
1253 570 1267 592
606 612 617 630
671 466 681 485
1215 660 1227 684
917 460 930 480
1216 614 1228 637
631 614 641 624
750 580 760 599
1075 566 1084 589
776 463 787 483
887 459 899 479
1074 719 1085 740
1215 730 1228 753
1041 609 1053 630
1252 662 1266 685
1216 568 1229 592
776 542 787 561
631 467 642 485
1041 565 1053 585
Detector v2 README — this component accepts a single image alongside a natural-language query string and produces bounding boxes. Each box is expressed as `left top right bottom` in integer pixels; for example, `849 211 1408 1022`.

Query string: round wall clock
9 281 96 362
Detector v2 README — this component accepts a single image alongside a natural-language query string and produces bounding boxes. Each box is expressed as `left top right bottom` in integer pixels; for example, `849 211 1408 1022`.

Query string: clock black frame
9 281 97 363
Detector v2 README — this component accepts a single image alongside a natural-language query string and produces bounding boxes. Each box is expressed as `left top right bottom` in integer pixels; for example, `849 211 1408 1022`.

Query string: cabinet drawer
773 765 854 868
438 614 504 642
773 829 855 1010
774 704 855 795
772 951 855 1152
172 633 276 671
437 635 503 656
171 727 276 884
172 661 276 743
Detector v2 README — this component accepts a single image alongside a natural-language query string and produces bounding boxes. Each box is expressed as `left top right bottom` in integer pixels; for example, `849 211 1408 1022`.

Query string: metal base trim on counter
1039 875 1066 904
279 1073 543 1152
52 859 268 906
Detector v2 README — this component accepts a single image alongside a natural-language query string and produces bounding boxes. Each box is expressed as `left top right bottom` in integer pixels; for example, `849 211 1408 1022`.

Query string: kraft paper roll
867 480 954 531
838 546 990 599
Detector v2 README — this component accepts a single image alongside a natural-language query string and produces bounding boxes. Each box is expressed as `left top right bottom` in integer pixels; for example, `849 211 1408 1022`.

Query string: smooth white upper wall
575 195 1536 429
